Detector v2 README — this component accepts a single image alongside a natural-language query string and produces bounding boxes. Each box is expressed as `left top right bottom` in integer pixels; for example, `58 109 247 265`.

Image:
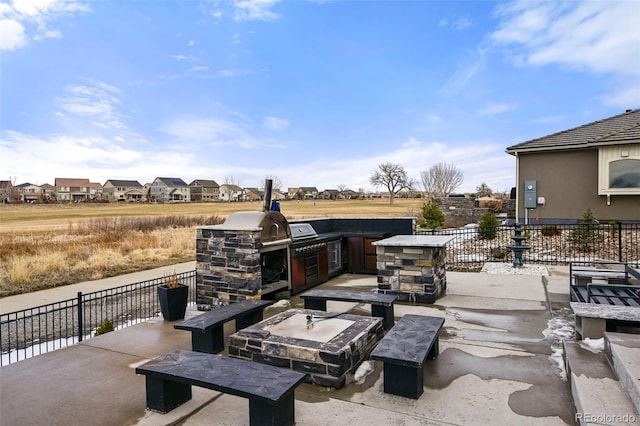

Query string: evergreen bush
568 208 604 252
95 318 115 336
478 212 498 240
420 199 446 229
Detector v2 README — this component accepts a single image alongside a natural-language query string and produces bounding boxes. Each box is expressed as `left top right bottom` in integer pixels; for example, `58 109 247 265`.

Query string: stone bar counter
373 235 454 304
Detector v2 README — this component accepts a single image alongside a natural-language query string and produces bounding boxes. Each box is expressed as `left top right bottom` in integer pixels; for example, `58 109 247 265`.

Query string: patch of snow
268 300 290 309
542 316 575 381
580 337 604 353
353 360 375 384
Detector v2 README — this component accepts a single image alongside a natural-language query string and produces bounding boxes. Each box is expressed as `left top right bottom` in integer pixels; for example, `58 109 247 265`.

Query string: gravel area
481 262 549 276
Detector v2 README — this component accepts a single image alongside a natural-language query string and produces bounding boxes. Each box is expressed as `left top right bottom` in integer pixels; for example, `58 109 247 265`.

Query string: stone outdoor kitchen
192 180 454 388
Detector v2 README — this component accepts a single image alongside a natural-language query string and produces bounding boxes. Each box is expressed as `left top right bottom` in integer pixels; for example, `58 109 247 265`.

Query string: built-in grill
290 223 327 257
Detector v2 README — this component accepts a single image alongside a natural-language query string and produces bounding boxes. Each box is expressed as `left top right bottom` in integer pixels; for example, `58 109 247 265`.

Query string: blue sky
1 0 639 193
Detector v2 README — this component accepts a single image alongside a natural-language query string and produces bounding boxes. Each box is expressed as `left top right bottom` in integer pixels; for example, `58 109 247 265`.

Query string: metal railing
417 222 640 270
1 270 196 367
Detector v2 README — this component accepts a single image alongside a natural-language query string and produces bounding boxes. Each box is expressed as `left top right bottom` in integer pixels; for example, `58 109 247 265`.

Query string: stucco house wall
516 150 639 221
508 109 640 223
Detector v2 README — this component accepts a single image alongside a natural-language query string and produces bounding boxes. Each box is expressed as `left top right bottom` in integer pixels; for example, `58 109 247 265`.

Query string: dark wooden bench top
175 300 273 332
136 349 305 404
371 314 444 367
300 289 397 306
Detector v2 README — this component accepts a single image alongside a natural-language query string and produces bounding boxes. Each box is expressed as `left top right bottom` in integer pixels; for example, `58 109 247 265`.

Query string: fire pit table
228 308 384 388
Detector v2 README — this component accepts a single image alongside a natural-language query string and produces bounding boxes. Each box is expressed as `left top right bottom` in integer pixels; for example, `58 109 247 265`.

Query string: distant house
219 184 245 202
189 180 220 202
150 177 190 202
506 109 640 222
41 183 56 201
271 189 286 201
0 180 15 203
288 186 318 200
244 187 264 202
319 189 339 200
103 179 144 202
15 183 44 203
340 189 359 199
54 178 102 202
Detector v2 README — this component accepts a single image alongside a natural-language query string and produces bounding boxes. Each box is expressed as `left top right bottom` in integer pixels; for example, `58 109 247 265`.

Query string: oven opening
261 247 290 288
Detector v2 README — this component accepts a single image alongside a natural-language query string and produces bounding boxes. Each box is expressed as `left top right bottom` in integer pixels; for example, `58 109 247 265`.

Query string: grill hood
220 211 291 245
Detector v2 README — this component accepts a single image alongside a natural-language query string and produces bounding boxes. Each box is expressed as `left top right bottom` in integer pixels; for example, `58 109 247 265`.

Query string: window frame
598 144 640 195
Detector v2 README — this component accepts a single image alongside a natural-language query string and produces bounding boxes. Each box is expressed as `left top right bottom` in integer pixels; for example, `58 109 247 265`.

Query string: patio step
563 339 638 425
604 332 640 414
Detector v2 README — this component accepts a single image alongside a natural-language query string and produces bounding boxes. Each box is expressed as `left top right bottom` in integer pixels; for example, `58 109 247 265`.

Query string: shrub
420 199 446 229
478 212 498 240
95 318 115 336
568 208 604 252
541 225 562 237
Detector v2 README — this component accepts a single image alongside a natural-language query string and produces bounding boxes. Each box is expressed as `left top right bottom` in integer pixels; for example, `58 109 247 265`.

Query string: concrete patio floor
1 264 578 425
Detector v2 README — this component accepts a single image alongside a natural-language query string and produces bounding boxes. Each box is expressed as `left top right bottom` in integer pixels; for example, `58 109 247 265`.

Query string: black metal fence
1 270 196 367
417 222 640 270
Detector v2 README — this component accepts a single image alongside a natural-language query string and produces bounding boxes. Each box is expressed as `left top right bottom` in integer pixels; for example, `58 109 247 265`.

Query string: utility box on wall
524 180 537 209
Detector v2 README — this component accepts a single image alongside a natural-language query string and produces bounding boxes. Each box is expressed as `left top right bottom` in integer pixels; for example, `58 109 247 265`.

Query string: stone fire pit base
228 308 384 388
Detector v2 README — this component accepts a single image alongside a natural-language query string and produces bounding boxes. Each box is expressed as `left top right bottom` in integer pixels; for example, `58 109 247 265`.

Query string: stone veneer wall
196 226 263 306
228 309 384 388
376 245 447 303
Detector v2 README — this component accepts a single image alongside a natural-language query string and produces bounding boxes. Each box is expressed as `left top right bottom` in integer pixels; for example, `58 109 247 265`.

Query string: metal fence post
618 222 623 262
77 291 83 342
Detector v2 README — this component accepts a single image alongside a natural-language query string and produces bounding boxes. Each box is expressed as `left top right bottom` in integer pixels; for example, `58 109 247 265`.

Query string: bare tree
476 182 493 198
369 162 416 205
421 163 463 197
224 176 241 186
264 175 282 191
337 184 347 192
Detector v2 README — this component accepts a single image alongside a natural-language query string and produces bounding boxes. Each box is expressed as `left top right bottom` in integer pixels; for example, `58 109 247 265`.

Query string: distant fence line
1 271 196 367
417 222 640 270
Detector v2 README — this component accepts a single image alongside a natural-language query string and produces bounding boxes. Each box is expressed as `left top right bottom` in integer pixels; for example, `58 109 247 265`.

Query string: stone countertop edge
570 302 640 321
372 235 456 247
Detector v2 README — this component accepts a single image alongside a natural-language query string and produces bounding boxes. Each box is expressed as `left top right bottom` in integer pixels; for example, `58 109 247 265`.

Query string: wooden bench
370 314 444 399
300 289 398 330
174 300 273 354
136 349 305 426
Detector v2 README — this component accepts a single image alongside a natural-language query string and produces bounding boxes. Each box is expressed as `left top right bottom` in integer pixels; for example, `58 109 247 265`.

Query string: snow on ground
542 314 575 381
580 337 605 353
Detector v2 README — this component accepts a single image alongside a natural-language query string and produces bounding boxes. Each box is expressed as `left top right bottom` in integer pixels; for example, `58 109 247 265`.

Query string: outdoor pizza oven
195 180 295 306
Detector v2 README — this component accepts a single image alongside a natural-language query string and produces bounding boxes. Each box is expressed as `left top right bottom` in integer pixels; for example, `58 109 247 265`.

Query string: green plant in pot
157 273 189 321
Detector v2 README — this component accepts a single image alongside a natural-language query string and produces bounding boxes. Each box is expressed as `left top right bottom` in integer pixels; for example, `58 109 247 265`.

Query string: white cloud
441 45 488 95
233 0 279 22
0 0 90 50
479 102 517 116
0 18 26 49
56 82 124 129
492 0 640 107
161 116 262 148
262 116 289 131
453 18 471 30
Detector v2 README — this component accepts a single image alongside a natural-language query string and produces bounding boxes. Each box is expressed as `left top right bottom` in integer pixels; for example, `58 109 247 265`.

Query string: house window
598 144 640 195
610 159 640 188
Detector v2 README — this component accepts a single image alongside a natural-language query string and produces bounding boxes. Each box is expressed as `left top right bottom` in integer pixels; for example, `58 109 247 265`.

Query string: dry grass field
0 199 425 297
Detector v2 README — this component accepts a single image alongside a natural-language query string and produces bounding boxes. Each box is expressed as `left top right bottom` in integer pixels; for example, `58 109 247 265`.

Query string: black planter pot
157 284 189 321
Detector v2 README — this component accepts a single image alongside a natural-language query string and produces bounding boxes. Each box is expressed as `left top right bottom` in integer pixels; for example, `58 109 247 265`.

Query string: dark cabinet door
318 249 329 281
364 238 378 272
346 237 364 273
291 257 306 289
